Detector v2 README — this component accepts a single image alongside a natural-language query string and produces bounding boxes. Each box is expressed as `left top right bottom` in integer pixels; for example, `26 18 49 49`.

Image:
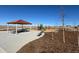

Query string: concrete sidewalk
0 31 44 53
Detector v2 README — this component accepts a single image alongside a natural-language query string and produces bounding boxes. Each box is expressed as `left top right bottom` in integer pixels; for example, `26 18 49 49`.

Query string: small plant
38 24 46 31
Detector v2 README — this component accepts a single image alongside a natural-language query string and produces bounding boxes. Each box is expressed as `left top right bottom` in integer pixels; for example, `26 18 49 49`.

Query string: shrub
38 24 46 31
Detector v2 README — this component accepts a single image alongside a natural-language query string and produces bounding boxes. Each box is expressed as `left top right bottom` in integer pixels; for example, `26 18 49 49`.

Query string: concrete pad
0 31 44 53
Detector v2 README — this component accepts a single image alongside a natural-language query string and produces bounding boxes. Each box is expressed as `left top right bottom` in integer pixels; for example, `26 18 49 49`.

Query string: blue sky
0 5 79 26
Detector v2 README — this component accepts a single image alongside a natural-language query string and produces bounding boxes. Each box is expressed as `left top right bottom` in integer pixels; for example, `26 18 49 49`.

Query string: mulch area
17 30 79 53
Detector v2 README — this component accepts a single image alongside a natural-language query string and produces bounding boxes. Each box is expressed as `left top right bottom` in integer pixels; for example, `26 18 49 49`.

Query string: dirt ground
17 30 79 53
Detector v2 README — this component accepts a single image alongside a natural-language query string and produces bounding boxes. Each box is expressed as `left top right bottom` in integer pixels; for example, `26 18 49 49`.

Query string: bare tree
77 25 79 46
61 6 65 43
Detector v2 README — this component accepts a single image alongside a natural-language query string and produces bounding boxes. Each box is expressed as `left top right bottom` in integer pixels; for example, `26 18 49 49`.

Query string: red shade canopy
7 20 32 24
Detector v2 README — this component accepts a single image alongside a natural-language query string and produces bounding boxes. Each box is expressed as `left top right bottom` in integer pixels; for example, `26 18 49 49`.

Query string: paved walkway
0 31 44 53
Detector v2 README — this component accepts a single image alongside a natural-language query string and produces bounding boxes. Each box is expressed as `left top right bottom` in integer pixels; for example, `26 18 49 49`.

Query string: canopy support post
16 24 17 34
29 25 31 31
7 24 9 33
22 24 23 29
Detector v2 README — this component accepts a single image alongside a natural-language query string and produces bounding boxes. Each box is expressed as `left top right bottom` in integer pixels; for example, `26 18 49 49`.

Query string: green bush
38 24 46 31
